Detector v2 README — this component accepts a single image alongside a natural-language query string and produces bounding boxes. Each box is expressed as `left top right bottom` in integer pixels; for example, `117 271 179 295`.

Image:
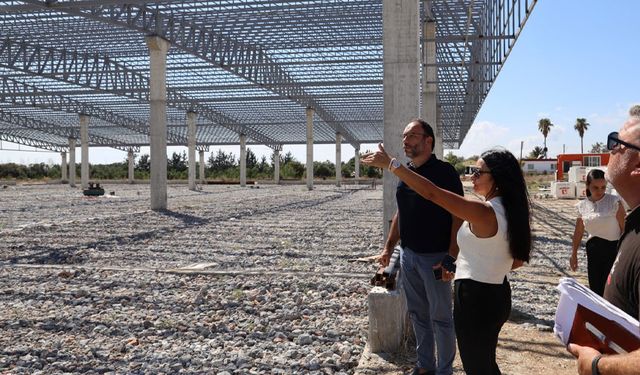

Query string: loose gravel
0 183 583 374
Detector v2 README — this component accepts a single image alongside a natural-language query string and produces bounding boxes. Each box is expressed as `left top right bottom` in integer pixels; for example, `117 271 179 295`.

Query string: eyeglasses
402 132 427 140
470 167 491 178
607 132 640 152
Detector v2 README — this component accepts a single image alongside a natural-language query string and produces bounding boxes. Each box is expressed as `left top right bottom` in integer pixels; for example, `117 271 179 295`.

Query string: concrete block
368 286 407 353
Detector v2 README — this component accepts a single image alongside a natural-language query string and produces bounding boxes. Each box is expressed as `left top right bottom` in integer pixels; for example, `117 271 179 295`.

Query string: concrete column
383 0 420 240
68 138 76 187
79 114 90 189
60 151 67 183
239 134 247 187
354 145 360 184
146 36 171 210
187 111 197 191
306 107 314 190
273 149 280 184
199 150 205 184
436 110 443 159
335 133 342 187
368 287 408 353
422 20 442 158
127 149 135 184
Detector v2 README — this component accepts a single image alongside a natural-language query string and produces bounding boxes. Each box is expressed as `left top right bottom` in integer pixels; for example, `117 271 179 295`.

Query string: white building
521 158 557 175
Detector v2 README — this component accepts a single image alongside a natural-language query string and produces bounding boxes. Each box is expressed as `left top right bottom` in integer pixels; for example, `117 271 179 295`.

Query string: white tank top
455 197 513 284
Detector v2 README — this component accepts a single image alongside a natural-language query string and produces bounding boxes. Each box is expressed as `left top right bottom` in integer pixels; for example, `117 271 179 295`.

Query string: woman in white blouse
362 145 531 375
570 168 625 296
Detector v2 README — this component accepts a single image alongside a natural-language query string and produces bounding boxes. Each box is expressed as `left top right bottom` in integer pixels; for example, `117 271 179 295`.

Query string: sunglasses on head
607 132 640 152
470 167 491 178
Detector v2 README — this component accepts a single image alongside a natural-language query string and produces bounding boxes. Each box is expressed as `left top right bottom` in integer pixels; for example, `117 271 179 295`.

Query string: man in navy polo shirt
378 118 463 375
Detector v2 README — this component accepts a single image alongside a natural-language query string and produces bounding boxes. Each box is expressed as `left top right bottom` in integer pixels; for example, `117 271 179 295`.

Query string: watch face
391 159 401 169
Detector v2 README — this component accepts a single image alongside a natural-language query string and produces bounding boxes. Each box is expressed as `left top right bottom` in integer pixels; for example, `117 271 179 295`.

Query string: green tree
574 118 590 154
136 154 150 172
168 151 187 172
527 146 546 159
314 160 335 179
443 152 465 174
282 160 305 179
208 150 236 173
245 148 258 170
538 118 553 150
281 151 295 164
590 142 606 153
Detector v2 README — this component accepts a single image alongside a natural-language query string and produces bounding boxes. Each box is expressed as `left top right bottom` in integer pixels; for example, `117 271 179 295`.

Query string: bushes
0 149 386 181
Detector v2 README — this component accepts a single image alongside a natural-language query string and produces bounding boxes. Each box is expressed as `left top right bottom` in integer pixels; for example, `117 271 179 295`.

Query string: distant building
555 153 610 181
521 158 557 175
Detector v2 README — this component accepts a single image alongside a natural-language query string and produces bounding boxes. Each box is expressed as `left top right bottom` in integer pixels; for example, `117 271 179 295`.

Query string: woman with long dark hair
570 168 625 296
362 145 531 375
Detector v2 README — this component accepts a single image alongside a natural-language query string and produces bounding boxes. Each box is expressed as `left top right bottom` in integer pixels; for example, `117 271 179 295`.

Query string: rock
297 334 313 345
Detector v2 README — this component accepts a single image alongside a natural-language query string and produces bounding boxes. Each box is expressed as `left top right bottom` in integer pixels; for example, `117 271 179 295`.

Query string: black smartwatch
591 354 602 375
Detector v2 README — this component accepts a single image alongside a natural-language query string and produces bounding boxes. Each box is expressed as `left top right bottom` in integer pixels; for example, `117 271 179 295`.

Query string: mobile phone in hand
433 267 442 280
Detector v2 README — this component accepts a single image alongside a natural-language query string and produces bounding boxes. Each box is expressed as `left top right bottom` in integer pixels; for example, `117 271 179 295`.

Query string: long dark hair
482 148 532 262
585 169 605 198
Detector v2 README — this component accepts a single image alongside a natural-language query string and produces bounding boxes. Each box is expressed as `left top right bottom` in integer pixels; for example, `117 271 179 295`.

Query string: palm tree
574 118 590 154
528 146 546 159
538 118 553 151
590 142 606 153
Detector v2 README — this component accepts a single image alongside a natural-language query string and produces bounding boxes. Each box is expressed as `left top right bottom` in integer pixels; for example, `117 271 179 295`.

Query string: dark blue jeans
401 247 455 375
454 277 511 375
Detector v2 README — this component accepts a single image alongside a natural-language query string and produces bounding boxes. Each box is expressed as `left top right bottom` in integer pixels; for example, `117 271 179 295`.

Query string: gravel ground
0 183 585 374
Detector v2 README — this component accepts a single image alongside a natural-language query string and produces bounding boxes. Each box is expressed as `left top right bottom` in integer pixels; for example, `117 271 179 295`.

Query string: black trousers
454 278 511 375
586 237 619 297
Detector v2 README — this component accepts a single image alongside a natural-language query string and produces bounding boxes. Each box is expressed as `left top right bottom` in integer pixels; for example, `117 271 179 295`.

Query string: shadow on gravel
509 308 553 326
1 191 355 266
531 235 572 278
157 209 209 226
497 336 572 359
531 201 575 238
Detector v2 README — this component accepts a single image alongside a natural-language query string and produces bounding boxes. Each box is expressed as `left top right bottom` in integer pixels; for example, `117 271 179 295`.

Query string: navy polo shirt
396 155 464 254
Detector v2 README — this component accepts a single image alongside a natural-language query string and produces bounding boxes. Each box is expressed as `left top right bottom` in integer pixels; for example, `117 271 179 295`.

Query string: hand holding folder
554 278 640 355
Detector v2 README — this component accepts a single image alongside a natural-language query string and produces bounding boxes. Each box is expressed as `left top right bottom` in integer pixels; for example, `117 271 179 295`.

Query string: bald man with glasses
569 105 640 375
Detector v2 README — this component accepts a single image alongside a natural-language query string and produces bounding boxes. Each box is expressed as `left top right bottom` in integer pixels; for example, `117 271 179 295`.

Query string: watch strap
591 354 603 375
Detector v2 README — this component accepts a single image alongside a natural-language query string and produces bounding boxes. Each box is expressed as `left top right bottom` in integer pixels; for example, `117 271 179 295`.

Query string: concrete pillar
306 107 314 190
187 111 197 191
368 287 408 353
335 133 342 187
127 149 135 184
68 138 76 187
436 110 443 159
60 151 67 183
274 149 280 184
79 114 90 189
199 150 205 184
354 145 360 184
146 36 171 210
239 133 247 187
422 20 442 158
383 0 420 241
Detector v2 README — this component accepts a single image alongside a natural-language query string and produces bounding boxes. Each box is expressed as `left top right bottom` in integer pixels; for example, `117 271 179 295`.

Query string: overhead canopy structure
0 0 537 152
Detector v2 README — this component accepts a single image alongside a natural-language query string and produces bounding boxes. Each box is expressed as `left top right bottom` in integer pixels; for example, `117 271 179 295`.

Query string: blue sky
1 0 638 166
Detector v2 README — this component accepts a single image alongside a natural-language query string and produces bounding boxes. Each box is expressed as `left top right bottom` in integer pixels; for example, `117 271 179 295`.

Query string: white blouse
576 193 622 241
455 197 513 284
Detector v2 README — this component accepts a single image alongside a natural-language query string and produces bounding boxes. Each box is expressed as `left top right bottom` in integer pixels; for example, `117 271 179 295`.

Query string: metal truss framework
0 0 537 152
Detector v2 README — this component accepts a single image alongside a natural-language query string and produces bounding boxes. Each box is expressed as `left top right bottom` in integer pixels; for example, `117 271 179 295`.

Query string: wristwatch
591 354 602 375
388 158 401 172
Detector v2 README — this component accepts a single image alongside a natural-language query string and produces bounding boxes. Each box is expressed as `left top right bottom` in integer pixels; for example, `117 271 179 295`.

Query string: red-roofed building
556 153 610 181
